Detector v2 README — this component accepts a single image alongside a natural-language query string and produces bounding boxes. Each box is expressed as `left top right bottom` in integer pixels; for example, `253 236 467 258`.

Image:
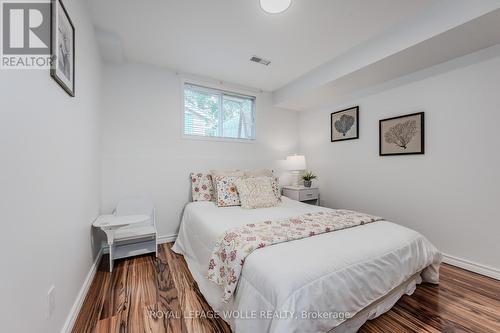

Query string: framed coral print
51 0 75 96
379 112 425 156
331 106 359 142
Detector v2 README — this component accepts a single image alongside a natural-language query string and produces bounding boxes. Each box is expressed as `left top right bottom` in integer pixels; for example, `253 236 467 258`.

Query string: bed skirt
175 244 437 333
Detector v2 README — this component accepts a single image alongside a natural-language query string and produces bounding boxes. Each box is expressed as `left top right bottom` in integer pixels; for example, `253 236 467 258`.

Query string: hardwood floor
72 244 500 333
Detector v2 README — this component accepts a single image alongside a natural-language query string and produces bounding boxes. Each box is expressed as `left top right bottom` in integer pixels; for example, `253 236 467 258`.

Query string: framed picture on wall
379 112 425 156
51 0 75 96
330 106 359 142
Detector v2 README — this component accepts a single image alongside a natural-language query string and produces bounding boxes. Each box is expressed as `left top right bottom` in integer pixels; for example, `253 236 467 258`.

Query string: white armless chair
108 196 158 271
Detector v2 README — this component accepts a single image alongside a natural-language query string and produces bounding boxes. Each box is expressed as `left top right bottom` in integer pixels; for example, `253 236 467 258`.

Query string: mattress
172 197 441 333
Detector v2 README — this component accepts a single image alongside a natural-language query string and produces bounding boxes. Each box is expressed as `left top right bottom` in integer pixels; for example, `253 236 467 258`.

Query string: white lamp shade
286 155 306 170
260 0 292 14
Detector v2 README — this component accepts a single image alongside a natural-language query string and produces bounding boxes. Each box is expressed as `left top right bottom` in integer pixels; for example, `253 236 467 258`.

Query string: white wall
0 1 102 332
299 52 500 271
101 62 299 237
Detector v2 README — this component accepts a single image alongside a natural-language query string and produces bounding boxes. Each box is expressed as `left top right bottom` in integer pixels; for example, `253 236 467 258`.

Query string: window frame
181 79 257 143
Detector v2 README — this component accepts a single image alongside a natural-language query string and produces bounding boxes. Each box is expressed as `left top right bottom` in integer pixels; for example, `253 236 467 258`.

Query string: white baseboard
61 234 176 332
157 234 178 244
60 248 104 333
442 253 500 280
61 239 497 333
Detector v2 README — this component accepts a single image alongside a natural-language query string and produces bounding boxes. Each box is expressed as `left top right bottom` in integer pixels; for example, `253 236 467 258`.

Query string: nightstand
282 186 320 206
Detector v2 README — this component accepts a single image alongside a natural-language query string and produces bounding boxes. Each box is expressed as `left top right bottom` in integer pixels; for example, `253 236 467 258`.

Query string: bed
172 197 441 333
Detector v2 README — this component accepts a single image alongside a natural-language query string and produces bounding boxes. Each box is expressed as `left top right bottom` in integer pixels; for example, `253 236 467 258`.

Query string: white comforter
172 198 441 333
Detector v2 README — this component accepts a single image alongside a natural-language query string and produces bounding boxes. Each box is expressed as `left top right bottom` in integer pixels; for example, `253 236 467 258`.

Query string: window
183 83 256 140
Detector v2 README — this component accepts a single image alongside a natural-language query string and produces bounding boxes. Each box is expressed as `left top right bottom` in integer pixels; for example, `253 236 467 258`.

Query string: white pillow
236 176 278 209
244 169 274 177
210 170 245 177
243 169 280 200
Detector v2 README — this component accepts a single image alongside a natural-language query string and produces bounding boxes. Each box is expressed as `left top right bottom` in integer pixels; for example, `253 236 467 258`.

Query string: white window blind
183 83 256 140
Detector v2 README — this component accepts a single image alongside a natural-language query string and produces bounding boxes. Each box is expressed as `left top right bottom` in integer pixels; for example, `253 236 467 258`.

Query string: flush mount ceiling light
260 0 292 14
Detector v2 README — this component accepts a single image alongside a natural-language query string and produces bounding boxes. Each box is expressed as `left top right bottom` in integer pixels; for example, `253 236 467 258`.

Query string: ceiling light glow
260 0 292 14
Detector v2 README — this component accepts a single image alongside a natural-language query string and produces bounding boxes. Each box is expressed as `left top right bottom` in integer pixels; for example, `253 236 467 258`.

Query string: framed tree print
51 0 75 96
331 106 359 142
379 112 425 156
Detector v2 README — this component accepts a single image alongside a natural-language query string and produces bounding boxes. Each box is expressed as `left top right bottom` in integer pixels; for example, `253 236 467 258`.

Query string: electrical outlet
47 286 55 319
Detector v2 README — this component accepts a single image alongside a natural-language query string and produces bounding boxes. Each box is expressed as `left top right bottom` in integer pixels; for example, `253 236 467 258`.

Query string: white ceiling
274 1 500 110
87 0 436 91
276 9 500 110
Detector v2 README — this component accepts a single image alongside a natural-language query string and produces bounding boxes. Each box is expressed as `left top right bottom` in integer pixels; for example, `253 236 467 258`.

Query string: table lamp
286 154 306 187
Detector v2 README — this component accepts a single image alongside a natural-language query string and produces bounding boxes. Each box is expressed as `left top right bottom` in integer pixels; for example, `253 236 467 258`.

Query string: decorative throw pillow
214 176 241 207
236 176 278 209
271 176 281 200
244 169 274 177
210 170 244 177
190 173 214 202
242 170 280 201
210 170 244 197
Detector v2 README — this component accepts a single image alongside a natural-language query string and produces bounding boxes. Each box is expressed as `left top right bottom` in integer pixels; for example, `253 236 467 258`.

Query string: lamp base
291 170 301 187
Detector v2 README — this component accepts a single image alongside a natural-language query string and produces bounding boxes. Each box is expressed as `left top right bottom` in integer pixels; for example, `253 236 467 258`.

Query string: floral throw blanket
207 210 383 302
